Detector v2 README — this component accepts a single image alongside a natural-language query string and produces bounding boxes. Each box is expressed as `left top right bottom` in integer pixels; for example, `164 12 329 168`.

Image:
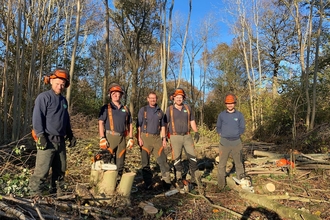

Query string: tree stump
98 170 118 196
117 172 136 197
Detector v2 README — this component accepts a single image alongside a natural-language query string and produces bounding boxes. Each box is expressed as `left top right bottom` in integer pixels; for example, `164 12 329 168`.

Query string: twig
187 192 247 219
31 203 45 220
266 178 309 196
296 171 311 180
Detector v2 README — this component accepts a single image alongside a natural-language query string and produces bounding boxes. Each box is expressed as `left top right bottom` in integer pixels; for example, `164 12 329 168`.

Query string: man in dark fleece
216 93 246 189
29 68 76 196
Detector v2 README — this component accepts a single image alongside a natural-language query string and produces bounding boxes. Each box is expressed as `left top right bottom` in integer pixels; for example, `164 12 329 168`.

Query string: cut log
226 176 321 220
254 182 276 194
253 150 286 158
239 191 320 220
117 172 136 197
98 170 118 196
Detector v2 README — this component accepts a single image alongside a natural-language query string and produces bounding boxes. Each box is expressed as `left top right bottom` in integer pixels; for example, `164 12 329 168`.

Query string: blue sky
173 0 234 44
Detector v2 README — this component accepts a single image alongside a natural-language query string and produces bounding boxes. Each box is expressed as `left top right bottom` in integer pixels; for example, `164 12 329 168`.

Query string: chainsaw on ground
232 176 254 193
91 150 117 171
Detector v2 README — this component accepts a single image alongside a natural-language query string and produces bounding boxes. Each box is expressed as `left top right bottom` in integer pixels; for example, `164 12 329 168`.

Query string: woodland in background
0 0 330 153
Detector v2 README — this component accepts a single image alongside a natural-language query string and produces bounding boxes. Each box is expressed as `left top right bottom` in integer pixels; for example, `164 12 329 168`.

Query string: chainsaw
232 176 254 193
91 150 117 171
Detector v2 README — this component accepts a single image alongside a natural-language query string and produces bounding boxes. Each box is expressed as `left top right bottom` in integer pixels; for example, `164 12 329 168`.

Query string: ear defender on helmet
170 88 186 100
44 68 70 88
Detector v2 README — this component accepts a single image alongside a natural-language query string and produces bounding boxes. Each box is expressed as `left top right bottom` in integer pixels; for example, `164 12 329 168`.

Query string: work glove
126 138 134 149
36 134 47 150
68 136 77 148
99 137 109 150
194 132 200 143
66 132 77 148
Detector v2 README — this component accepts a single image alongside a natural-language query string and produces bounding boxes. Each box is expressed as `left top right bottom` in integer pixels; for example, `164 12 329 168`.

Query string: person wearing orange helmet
165 88 200 192
29 68 76 197
216 93 246 190
98 83 133 179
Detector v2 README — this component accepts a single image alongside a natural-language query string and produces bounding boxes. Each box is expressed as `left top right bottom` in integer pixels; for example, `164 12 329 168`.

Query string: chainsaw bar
91 160 117 171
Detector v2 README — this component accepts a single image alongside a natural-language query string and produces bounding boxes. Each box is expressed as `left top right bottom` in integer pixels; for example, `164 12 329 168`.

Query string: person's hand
126 138 134 149
36 135 47 150
194 132 200 143
68 136 77 147
100 137 109 150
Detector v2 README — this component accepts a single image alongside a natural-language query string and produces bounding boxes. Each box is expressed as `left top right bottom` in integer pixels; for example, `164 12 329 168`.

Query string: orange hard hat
225 94 236 104
170 88 186 100
109 83 124 94
44 68 70 88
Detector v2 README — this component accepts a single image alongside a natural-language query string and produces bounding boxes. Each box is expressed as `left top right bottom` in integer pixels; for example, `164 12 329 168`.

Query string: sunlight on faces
174 95 184 105
51 78 66 94
225 103 235 112
147 94 157 107
111 91 122 101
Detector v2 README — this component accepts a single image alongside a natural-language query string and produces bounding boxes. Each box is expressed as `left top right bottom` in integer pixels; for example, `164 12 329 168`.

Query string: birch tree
177 0 191 88
109 0 160 118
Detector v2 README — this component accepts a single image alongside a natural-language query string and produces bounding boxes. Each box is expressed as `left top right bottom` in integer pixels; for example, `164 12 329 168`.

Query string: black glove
67 135 77 148
36 134 47 150
66 131 77 148
194 132 200 143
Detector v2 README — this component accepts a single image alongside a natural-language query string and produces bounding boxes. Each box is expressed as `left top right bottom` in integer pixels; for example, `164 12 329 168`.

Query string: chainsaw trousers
141 133 171 185
170 134 198 182
29 140 66 196
107 134 126 176
217 142 245 188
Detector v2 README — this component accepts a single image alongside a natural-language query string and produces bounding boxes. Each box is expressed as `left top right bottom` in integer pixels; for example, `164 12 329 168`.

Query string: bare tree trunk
310 0 323 129
24 0 46 133
177 0 191 88
160 0 174 112
282 0 310 130
67 0 81 113
236 1 256 132
1 0 12 142
12 0 26 140
103 0 110 105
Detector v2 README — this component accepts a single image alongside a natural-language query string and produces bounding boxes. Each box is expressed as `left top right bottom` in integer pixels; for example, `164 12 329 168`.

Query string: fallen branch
239 191 320 220
226 177 321 220
266 178 309 196
187 192 246 219
0 201 30 220
266 195 330 203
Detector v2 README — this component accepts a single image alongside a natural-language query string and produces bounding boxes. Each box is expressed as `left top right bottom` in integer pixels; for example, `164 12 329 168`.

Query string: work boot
144 182 153 190
162 180 172 191
176 179 185 193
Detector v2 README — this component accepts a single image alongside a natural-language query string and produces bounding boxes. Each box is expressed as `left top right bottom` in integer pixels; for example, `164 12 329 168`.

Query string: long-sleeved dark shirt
32 89 72 141
216 109 245 141
137 105 165 135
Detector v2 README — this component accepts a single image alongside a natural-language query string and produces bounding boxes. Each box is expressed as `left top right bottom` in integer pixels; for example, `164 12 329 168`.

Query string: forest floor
1 116 330 219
